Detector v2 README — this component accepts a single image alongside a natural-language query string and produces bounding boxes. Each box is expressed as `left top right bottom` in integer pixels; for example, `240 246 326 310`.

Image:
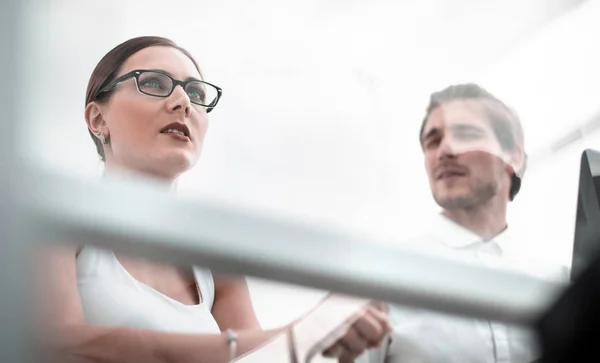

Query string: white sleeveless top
76 245 221 334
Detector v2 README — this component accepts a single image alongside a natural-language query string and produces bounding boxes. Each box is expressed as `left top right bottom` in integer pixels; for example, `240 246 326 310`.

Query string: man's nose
437 137 458 159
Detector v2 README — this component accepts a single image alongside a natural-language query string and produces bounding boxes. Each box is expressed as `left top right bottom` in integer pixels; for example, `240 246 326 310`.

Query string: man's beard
434 178 498 210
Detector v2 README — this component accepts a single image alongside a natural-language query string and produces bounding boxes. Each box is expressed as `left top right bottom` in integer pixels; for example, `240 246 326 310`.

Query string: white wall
485 0 600 267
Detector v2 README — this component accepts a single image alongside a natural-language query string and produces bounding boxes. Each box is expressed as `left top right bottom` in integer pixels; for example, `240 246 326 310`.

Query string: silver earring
96 131 109 145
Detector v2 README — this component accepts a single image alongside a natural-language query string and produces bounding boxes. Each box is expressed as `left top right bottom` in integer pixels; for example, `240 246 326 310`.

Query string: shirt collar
431 213 513 252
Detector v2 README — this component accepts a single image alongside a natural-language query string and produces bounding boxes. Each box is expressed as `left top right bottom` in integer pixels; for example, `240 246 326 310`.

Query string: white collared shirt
358 214 569 363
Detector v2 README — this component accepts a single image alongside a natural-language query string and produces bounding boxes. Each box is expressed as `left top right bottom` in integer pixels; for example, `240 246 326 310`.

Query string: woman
38 36 390 363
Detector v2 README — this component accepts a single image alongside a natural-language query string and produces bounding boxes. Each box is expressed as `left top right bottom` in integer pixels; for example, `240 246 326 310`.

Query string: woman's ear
85 101 108 138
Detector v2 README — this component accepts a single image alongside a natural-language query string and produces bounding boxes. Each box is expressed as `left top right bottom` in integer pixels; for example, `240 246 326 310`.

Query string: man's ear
505 146 526 179
85 101 108 138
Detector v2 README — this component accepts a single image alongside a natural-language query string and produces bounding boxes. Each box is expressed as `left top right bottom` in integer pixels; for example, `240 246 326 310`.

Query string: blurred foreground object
536 249 600 363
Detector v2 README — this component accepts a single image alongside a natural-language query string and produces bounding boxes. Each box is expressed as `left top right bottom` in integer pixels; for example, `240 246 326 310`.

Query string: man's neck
442 198 507 241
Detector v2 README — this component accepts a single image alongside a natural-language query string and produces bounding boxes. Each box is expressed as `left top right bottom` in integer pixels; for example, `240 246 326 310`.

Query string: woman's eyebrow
148 68 202 82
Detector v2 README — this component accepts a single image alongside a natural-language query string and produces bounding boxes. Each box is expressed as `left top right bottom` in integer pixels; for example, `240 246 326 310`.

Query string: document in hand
234 294 371 363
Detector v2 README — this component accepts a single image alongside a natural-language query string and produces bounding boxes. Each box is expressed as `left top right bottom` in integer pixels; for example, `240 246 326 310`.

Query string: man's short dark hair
419 83 526 201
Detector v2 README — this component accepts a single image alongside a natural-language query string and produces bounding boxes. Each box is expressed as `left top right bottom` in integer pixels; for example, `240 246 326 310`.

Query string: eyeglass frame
95 69 223 113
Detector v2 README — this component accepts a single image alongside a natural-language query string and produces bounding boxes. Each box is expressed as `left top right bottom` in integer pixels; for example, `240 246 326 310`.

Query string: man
420 83 524 240
360 83 568 363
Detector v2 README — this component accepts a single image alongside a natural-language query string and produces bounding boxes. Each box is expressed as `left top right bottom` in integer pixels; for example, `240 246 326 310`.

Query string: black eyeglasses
96 69 223 112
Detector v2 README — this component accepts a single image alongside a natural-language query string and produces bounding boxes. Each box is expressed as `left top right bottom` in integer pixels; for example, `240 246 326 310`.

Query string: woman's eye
140 79 162 89
187 89 206 102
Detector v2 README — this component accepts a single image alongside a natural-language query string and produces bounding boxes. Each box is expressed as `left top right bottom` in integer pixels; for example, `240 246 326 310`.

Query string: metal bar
0 0 31 362
22 164 568 326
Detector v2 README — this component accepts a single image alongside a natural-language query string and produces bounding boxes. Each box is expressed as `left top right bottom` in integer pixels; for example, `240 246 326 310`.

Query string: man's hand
322 303 391 363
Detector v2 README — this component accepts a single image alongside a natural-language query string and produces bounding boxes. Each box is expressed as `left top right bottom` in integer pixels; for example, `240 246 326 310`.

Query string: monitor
571 148 600 281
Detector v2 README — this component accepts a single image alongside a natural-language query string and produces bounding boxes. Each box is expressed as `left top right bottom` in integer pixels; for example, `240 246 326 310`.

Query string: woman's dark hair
85 36 203 161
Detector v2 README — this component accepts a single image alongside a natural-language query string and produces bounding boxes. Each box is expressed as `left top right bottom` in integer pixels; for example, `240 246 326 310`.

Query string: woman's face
91 46 209 179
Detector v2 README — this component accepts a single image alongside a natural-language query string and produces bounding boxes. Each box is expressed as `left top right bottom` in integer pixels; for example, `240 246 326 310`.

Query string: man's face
421 100 512 210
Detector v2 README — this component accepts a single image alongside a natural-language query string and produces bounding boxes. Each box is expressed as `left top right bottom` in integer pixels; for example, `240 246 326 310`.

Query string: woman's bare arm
212 274 262 331
36 245 280 363
40 323 280 363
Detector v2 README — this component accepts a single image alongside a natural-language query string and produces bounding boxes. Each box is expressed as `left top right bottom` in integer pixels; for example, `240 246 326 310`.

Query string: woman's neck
102 163 178 192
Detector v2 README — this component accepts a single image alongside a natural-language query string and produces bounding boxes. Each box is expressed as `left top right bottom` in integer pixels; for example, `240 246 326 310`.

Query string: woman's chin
150 151 198 178
108 149 199 181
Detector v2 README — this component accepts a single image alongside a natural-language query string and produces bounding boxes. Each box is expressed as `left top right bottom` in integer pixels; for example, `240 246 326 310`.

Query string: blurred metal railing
22 164 568 327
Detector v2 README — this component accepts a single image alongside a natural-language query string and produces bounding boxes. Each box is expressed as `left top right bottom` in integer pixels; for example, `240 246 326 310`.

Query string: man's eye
455 132 483 140
425 137 441 148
